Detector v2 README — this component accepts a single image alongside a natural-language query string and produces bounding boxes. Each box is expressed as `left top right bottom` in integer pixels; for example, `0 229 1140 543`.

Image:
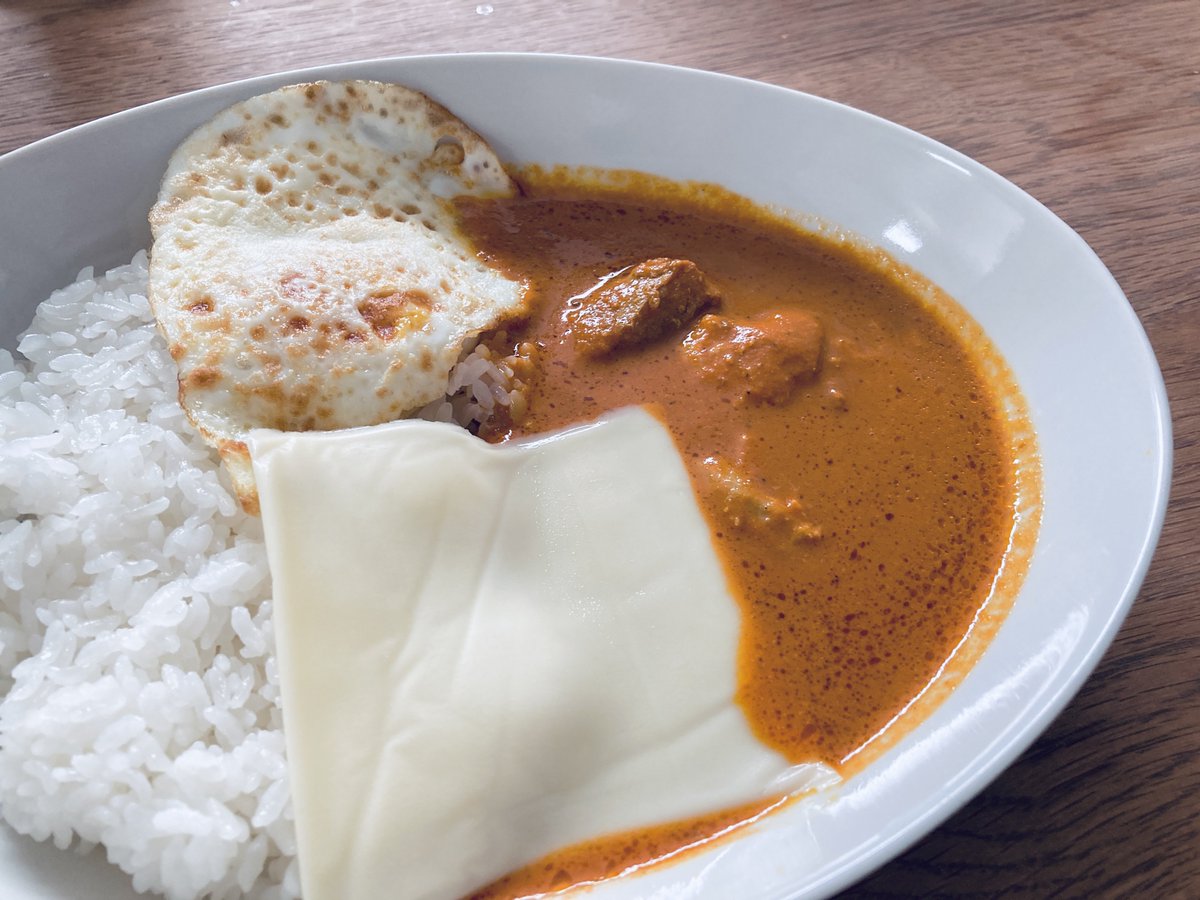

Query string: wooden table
2 1 1196 896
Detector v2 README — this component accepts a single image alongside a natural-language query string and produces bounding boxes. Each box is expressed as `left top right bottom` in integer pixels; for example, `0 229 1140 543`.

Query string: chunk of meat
702 456 821 544
683 309 823 405
567 258 720 358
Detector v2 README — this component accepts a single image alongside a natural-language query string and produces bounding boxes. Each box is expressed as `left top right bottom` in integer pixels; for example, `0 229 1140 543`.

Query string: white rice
0 254 297 899
0 253 524 898
418 338 530 429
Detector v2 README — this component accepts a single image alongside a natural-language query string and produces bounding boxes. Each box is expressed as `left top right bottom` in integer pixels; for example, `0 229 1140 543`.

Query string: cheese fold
251 407 829 900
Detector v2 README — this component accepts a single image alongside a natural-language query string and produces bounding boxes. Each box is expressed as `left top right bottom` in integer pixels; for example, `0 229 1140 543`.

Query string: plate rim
0 51 1175 900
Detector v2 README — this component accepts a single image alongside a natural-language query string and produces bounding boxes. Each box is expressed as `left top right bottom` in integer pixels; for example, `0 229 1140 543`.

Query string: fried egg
148 80 527 512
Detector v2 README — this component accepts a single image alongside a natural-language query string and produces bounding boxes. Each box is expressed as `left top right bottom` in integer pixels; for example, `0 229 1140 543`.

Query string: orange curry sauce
460 169 1039 898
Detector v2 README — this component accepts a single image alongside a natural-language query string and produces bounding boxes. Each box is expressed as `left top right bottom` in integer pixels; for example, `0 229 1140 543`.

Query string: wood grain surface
2 0 1197 897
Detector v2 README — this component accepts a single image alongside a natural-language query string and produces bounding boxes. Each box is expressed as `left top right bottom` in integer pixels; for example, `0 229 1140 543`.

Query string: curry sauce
460 169 1038 897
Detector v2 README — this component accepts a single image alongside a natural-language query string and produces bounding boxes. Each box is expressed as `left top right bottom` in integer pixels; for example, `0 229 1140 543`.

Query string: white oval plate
0 54 1171 900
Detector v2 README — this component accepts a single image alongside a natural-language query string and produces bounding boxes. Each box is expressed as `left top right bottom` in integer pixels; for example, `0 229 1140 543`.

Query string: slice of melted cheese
149 80 527 512
250 408 835 900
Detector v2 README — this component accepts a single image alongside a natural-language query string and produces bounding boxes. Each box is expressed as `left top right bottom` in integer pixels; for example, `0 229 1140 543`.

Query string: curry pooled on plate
452 169 1038 896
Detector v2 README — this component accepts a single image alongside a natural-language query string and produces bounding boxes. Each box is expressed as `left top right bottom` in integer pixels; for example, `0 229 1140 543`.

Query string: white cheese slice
250 407 835 900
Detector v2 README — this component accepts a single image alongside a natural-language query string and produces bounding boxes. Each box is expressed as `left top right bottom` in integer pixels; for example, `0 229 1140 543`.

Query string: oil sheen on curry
452 168 1039 897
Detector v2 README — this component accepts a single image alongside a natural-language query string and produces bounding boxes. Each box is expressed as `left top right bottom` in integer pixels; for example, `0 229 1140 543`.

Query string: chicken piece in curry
456 169 1037 898
685 308 825 405
567 257 720 357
